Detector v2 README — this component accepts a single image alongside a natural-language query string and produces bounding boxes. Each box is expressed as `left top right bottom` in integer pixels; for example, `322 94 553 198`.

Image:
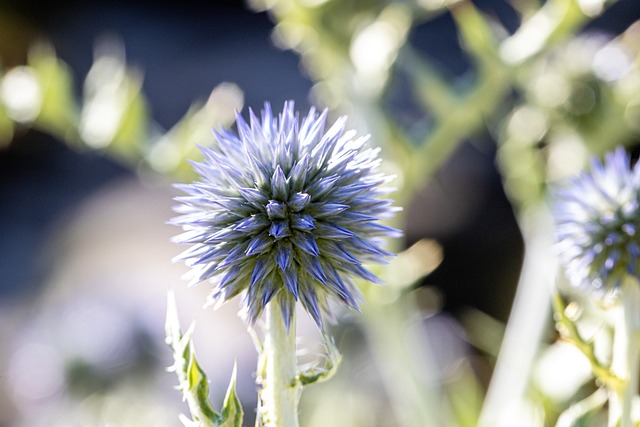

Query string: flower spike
172 101 400 327
553 148 640 295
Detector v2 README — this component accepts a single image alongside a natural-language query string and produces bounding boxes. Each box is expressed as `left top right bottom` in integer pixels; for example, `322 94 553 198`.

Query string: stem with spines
259 300 301 427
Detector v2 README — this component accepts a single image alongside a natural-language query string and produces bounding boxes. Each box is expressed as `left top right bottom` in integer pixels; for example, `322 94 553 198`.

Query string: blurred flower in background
553 148 640 296
1 0 640 426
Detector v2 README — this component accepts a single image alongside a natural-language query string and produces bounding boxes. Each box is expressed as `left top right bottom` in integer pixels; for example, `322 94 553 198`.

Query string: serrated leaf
167 291 234 427
186 345 219 425
165 290 182 349
297 332 342 386
218 362 244 427
179 413 198 427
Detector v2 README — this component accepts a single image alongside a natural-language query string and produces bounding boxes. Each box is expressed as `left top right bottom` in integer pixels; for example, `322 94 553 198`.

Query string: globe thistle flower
553 147 640 295
171 101 400 329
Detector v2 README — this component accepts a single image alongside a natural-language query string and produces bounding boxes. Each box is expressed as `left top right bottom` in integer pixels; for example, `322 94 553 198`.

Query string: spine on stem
259 300 301 427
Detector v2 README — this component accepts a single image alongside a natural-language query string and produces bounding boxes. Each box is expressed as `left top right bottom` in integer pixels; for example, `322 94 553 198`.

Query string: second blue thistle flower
172 101 400 329
553 147 640 295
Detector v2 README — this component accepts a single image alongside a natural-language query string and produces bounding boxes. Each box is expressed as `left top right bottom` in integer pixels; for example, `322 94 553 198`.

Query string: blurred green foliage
166 292 243 427
246 0 640 426
0 41 244 179
2 0 640 426
251 0 640 211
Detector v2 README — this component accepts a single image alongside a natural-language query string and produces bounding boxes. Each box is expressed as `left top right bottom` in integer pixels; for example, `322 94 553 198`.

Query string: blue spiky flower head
171 101 400 329
553 147 640 295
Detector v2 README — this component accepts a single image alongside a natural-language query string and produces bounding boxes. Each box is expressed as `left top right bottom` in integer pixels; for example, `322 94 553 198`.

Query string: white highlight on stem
478 207 556 427
609 277 640 427
261 301 302 427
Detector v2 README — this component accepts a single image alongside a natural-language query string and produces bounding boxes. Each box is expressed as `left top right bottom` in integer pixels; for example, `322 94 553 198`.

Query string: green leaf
185 342 220 425
450 1 500 64
552 293 622 390
166 291 243 427
28 44 79 140
165 290 183 350
297 332 341 386
76 50 149 162
109 68 150 161
219 362 244 427
445 361 484 427
146 82 243 177
555 388 608 427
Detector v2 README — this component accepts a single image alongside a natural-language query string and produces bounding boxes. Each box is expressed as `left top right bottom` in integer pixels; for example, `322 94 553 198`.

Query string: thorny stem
553 293 623 390
258 300 301 427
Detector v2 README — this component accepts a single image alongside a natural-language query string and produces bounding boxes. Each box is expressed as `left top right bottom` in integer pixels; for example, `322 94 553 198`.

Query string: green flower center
265 192 314 240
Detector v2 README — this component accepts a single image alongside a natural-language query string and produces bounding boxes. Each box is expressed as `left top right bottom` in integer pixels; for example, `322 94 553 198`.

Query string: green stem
260 300 301 427
478 206 555 427
609 277 640 427
553 293 623 390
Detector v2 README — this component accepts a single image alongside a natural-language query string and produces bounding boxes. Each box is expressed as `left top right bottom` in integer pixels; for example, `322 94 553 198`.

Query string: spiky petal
172 101 400 329
553 147 640 295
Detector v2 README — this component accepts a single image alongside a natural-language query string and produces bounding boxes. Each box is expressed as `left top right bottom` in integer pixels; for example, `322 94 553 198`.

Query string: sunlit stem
260 300 301 427
609 277 640 427
479 206 555 427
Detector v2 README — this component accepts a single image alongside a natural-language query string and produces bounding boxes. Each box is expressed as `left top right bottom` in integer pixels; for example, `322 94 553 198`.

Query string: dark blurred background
1 0 640 425
0 2 316 425
0 0 313 300
3 0 639 317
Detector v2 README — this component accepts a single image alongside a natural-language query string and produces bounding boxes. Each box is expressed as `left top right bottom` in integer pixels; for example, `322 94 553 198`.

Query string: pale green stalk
259 300 301 427
609 277 640 427
478 206 556 427
361 297 444 427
